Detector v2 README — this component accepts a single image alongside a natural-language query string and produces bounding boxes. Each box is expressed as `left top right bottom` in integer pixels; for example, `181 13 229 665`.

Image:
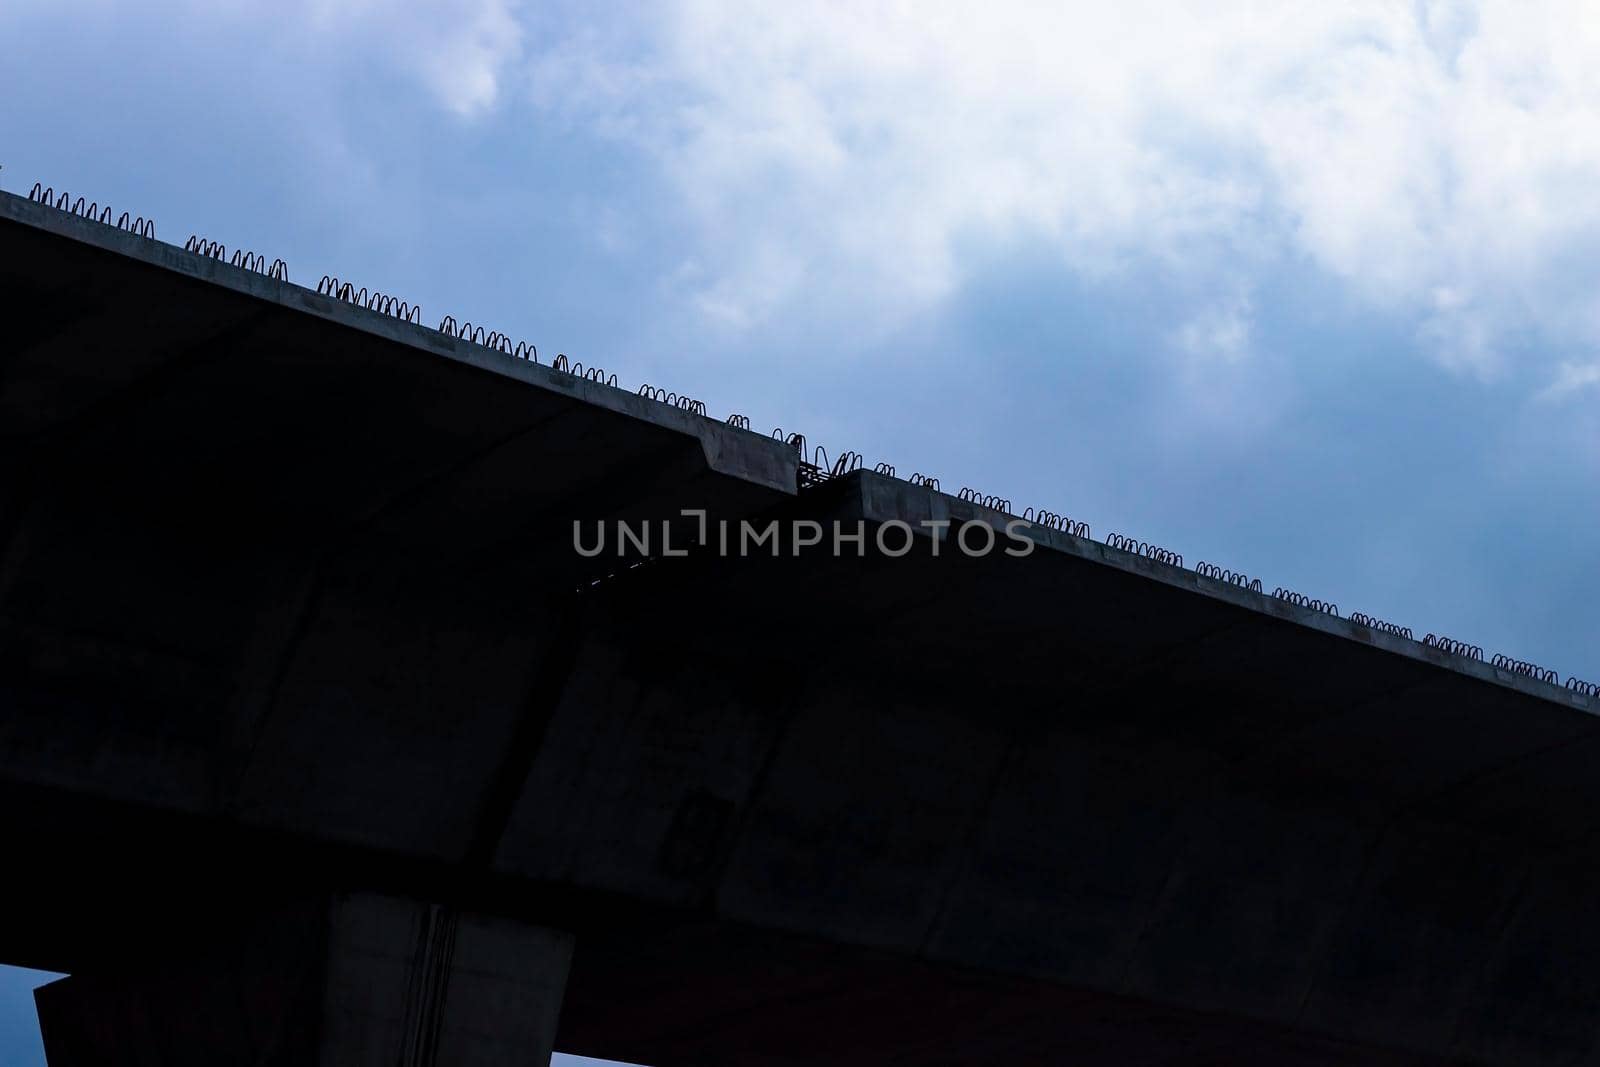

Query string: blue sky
3 1 1599 1060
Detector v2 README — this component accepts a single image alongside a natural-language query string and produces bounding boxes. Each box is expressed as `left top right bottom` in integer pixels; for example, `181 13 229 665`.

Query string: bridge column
32 892 573 1067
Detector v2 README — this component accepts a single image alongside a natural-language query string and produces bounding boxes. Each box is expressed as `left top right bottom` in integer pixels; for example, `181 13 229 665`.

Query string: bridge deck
2 189 1597 1066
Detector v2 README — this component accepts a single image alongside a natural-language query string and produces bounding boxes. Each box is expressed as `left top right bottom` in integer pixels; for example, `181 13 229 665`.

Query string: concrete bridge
3 189 1599 1065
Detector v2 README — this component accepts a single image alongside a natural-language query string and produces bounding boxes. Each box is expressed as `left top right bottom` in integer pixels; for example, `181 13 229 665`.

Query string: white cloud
176 0 521 117
529 1 1600 374
1173 291 1254 367
1538 360 1600 401
421 1 524 116
300 0 525 116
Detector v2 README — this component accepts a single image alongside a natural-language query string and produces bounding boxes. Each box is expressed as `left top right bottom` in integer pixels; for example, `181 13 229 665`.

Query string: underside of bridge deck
3 190 1598 1066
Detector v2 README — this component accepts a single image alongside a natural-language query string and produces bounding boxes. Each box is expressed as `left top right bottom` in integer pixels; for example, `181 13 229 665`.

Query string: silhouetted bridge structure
3 189 1600 1066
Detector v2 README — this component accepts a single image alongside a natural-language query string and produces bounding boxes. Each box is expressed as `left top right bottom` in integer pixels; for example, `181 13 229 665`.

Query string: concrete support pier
32 893 573 1067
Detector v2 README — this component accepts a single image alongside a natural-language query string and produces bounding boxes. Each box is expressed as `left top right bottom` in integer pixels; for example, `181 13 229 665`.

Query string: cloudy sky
3 0 1599 1059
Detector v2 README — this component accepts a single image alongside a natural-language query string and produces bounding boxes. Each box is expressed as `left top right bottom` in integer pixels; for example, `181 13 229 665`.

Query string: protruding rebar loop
1349 612 1414 640
1196 562 1264 593
957 487 1013 513
29 182 154 237
771 430 807 455
318 278 416 323
873 462 896 477
1270 587 1338 616
369 293 419 322
727 414 752 430
453 322 487 345
551 354 616 386
793 446 864 491
28 185 112 224
1022 508 1091 539
637 385 707 416
317 276 419 323
185 235 226 259
1106 533 1183 568
186 244 289 281
908 472 940 491
1422 634 1483 661
1490 654 1559 684
117 212 155 238
435 315 535 356
1567 677 1600 698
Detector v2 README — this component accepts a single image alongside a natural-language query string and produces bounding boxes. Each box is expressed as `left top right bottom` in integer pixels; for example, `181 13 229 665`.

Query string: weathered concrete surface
35 893 572 1066
3 190 1600 1065
508 487 1600 1066
0 190 796 864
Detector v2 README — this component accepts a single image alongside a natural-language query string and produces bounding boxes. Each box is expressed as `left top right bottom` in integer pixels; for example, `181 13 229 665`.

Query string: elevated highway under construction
3 186 1600 1066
